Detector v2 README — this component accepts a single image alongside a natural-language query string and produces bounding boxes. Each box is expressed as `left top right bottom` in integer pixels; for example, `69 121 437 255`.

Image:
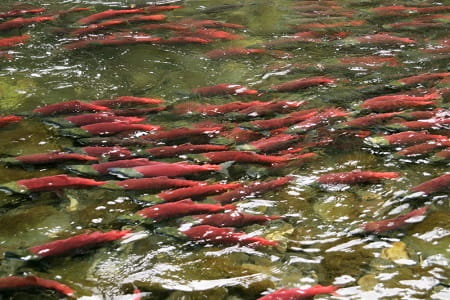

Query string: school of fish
0 0 449 299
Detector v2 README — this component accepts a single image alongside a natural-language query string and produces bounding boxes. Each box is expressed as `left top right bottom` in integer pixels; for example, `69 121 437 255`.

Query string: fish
158 36 211 44
173 101 263 116
104 176 201 191
0 276 75 298
191 211 280 227
66 158 154 176
92 96 163 107
237 134 300 153
77 9 144 24
192 84 258 96
47 113 145 127
72 15 166 36
33 100 110 115
141 127 222 141
187 151 296 165
233 100 305 119
339 112 401 128
0 8 46 18
0 34 30 48
392 72 450 86
205 47 265 59
363 207 428 233
370 5 419 16
383 21 443 30
365 131 449 147
317 170 399 184
29 230 131 257
270 76 335 92
145 143 228 158
211 176 294 204
181 225 277 247
258 285 338 300
395 141 450 157
60 122 160 137
385 118 450 131
352 33 415 45
143 5 183 13
240 109 318 131
0 174 105 194
66 146 133 160
0 16 55 31
338 56 399 67
136 198 233 221
430 148 450 162
152 183 241 203
360 93 440 112
77 137 155 147
292 20 365 31
64 33 162 50
0 115 22 127
410 173 450 194
0 152 98 165
186 28 243 41
287 108 348 133
177 19 245 29
109 162 222 178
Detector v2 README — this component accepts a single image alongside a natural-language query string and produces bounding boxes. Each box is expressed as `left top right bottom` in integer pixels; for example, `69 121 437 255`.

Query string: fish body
192 83 258 96
192 211 280 227
109 162 222 178
238 134 299 153
33 100 110 115
271 76 335 92
54 113 145 127
146 143 228 158
0 34 30 48
155 183 241 202
365 131 448 147
1 152 97 165
190 151 294 165
258 285 338 300
0 276 74 297
0 16 54 31
317 170 399 184
181 225 277 246
410 174 450 194
66 158 153 176
136 198 232 221
241 109 318 131
69 146 133 160
29 230 131 257
111 176 200 190
0 115 22 127
142 127 221 141
363 207 428 233
91 96 163 107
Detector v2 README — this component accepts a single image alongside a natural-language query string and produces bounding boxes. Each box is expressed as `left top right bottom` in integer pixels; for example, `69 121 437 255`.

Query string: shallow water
0 0 449 299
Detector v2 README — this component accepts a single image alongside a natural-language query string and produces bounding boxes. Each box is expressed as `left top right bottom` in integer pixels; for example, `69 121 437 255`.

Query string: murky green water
0 0 449 299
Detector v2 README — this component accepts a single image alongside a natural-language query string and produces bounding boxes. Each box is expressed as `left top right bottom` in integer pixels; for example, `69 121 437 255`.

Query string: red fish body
0 115 22 127
64 33 161 50
80 122 160 136
431 148 450 162
0 276 74 297
173 101 262 116
236 100 305 118
258 285 338 300
340 112 401 128
191 151 294 165
0 8 46 18
156 183 241 202
142 127 222 141
29 230 131 257
62 113 145 126
33 100 110 115
354 33 415 45
136 198 232 221
2 175 106 193
3 152 97 165
238 134 299 153
109 162 222 178
75 146 133 160
77 9 144 24
181 225 277 247
159 36 211 44
410 174 450 194
270 76 335 92
365 131 449 147
0 34 30 48
205 48 265 59
242 109 318 131
362 99 434 112
143 5 183 13
339 56 399 67
395 72 450 86
91 96 163 107
192 83 258 96
0 16 54 31
395 141 450 157
187 28 243 41
146 143 228 158
112 176 200 190
211 176 294 204
287 108 348 133
193 211 280 227
317 170 399 184
293 20 365 31
363 207 428 233
386 118 450 131
213 127 264 145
